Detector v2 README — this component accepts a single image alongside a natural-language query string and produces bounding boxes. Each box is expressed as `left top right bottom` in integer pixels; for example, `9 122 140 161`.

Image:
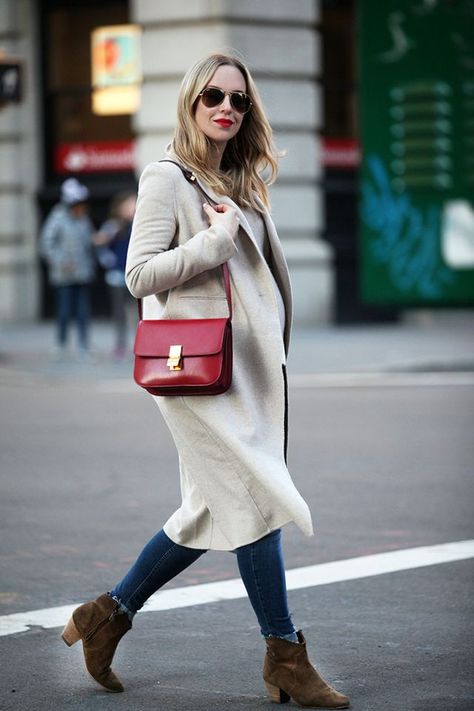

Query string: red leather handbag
133 160 233 396
133 262 233 396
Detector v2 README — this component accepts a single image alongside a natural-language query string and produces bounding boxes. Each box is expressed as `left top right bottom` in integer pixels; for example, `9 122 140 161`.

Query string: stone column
0 0 41 321
131 0 332 325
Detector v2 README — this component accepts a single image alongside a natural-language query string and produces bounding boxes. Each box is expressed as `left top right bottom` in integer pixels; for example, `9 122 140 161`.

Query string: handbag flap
134 318 229 357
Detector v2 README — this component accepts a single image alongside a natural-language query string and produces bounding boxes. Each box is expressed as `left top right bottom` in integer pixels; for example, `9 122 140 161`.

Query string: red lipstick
215 119 233 127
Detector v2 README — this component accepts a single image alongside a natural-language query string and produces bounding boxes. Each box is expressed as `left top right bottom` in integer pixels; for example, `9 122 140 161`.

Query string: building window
41 0 133 180
321 0 357 141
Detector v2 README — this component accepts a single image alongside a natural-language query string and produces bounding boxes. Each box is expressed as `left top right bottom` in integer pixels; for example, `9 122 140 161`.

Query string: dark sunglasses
198 87 252 114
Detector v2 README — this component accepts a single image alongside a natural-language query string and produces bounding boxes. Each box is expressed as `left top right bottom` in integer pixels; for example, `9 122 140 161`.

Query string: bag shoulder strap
137 159 232 321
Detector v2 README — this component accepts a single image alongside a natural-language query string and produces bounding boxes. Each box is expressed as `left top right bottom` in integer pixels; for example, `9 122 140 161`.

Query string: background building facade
0 0 333 325
6 1 466 327
0 0 42 321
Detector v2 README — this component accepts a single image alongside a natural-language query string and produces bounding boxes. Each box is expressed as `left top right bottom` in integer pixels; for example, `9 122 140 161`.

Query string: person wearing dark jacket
94 191 136 359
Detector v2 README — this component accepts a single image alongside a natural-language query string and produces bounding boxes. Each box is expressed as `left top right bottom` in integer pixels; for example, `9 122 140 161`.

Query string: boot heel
61 617 81 646
265 681 291 704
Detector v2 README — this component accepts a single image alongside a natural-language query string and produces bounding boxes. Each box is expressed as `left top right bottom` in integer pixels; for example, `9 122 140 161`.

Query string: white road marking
1 540 472 639
289 371 474 389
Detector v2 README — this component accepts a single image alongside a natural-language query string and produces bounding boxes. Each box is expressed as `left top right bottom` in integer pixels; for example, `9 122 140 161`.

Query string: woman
62 53 350 709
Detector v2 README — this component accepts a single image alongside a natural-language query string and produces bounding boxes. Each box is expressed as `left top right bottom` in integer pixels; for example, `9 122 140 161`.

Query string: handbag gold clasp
167 344 183 371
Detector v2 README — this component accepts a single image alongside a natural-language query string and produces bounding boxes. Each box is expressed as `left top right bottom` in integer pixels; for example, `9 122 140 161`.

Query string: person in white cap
40 178 96 361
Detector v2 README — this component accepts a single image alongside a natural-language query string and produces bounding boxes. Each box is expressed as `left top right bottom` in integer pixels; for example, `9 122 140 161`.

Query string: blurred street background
1 1 474 710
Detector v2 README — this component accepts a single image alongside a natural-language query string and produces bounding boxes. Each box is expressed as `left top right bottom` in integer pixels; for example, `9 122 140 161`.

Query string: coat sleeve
39 208 63 266
125 162 237 298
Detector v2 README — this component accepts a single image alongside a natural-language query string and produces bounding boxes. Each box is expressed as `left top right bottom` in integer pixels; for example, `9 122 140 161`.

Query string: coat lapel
164 149 293 350
194 176 293 352
253 195 293 350
164 147 256 245
193 176 257 246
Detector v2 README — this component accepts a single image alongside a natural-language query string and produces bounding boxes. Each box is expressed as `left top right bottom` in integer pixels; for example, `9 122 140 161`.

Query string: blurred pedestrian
61 54 349 708
94 190 137 360
40 178 96 361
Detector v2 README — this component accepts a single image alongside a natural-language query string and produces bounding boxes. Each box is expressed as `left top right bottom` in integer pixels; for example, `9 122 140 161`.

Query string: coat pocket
175 268 223 297
167 266 229 319
169 294 228 319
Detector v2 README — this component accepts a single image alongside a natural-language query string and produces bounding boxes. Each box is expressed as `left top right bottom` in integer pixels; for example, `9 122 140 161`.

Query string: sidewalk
1 311 473 382
290 311 474 374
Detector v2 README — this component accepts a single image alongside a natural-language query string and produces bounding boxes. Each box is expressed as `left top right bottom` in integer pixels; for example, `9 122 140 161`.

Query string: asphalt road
0 367 473 710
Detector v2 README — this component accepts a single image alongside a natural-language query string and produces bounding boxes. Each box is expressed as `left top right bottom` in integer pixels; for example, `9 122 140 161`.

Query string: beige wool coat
126 155 314 550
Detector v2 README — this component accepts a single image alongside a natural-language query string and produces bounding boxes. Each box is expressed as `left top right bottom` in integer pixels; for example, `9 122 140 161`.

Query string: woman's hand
203 203 240 241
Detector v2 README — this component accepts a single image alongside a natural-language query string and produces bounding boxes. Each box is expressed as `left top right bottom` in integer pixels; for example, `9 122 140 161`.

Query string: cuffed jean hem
108 593 135 622
265 631 299 643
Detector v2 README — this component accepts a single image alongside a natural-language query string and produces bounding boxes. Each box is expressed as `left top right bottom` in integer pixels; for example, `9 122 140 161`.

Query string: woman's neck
208 141 226 171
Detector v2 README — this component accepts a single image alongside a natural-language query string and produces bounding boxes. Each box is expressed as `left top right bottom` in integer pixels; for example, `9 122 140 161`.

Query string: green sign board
359 0 474 306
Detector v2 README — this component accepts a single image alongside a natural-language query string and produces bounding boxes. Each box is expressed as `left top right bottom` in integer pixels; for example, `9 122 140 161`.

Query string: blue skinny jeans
110 528 297 641
55 283 90 350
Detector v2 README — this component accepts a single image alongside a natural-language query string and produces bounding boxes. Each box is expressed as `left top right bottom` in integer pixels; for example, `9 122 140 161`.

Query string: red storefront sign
54 140 136 173
322 138 360 169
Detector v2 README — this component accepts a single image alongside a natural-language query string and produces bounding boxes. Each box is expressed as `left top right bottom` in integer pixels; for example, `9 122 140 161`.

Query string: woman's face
194 65 247 147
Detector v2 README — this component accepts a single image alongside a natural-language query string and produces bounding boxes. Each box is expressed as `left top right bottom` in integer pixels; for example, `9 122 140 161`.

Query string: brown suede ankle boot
263 630 350 708
61 593 132 692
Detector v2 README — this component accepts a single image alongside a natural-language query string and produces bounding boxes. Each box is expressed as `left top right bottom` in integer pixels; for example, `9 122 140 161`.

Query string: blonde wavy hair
171 53 280 211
